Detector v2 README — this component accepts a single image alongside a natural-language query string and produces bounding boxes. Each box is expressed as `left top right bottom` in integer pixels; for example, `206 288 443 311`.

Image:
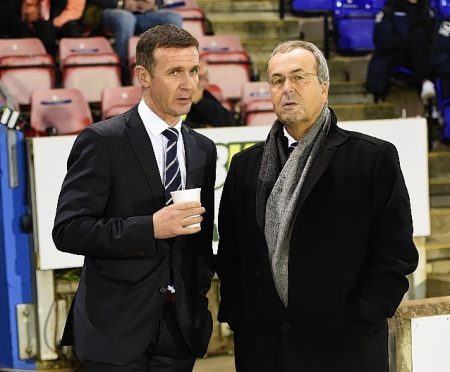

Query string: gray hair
268 40 329 84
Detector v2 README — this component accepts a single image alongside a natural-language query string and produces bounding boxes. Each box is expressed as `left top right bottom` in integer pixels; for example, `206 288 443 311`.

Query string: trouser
391 27 431 83
81 302 195 372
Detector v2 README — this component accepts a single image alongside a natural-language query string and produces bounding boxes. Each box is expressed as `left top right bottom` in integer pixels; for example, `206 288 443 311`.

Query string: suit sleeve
52 126 158 258
216 155 241 326
349 142 418 323
195 142 217 296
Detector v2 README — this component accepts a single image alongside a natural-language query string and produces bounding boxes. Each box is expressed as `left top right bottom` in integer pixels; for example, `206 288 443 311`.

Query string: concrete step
328 55 371 82
207 13 300 40
429 151 450 179
430 208 450 241
427 274 450 297
198 0 278 12
429 176 450 208
427 259 450 275
426 240 450 261
331 102 396 121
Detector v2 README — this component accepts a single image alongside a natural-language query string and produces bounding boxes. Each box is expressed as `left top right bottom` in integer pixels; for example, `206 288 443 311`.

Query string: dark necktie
162 128 182 205
288 141 298 156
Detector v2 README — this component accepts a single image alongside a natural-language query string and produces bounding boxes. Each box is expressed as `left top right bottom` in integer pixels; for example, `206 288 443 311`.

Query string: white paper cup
170 188 201 228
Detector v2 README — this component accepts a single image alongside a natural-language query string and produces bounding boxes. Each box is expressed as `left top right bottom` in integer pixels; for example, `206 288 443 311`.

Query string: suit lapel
124 106 165 207
181 124 203 189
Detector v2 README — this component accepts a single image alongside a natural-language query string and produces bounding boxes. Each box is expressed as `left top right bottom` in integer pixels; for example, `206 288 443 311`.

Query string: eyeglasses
268 71 322 89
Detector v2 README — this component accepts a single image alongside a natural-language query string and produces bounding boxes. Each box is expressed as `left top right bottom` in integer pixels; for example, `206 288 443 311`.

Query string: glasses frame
268 71 323 89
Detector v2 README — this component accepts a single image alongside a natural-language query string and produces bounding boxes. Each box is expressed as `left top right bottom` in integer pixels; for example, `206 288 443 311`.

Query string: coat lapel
296 118 349 211
124 106 165 207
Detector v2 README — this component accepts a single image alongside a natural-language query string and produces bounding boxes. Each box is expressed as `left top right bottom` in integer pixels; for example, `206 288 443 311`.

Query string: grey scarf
256 106 331 307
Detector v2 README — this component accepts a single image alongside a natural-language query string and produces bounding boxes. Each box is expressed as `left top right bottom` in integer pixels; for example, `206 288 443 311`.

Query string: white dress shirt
138 99 187 189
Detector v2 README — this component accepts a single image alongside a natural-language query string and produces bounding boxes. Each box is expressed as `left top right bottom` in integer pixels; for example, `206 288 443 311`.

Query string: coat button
159 287 167 294
256 268 263 277
282 322 292 332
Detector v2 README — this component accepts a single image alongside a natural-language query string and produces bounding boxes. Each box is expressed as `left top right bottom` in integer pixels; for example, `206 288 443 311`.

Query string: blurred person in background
431 15 450 97
366 0 435 102
184 60 236 128
84 0 182 63
0 0 31 38
22 0 85 56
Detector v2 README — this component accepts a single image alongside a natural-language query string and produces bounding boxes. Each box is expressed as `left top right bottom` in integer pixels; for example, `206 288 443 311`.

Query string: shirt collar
138 99 183 135
283 126 298 146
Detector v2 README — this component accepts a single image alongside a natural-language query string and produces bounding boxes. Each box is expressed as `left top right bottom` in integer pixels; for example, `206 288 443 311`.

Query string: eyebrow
270 68 306 77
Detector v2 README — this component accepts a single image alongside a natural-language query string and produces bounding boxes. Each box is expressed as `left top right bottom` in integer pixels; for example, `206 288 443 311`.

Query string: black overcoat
217 111 418 372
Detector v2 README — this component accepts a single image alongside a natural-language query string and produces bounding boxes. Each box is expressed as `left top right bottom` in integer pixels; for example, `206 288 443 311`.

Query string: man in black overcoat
217 40 418 372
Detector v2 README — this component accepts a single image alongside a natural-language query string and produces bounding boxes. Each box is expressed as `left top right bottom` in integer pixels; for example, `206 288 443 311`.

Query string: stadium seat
434 0 450 18
197 35 253 100
0 38 54 106
435 79 450 141
291 0 333 14
165 0 212 38
60 37 121 102
128 36 139 86
206 83 232 110
241 81 277 126
30 88 92 135
333 0 383 53
101 86 141 120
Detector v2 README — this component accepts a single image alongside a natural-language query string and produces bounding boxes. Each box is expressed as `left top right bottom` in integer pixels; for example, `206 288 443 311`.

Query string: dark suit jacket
216 111 418 372
53 106 216 364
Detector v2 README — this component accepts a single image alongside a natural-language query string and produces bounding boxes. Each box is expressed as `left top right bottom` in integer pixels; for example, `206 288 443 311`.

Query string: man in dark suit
217 40 418 372
53 24 216 371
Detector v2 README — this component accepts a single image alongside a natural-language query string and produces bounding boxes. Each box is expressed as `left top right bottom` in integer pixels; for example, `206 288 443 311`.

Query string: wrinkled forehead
268 48 317 77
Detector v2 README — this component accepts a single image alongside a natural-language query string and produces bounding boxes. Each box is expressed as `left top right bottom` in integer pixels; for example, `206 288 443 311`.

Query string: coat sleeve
349 141 418 323
216 155 241 326
52 126 158 258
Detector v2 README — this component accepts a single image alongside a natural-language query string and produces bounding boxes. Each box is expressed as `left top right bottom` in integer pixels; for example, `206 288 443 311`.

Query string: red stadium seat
30 88 92 135
60 37 121 102
197 35 252 100
0 38 54 106
101 86 141 120
128 36 139 86
241 81 276 126
163 0 210 38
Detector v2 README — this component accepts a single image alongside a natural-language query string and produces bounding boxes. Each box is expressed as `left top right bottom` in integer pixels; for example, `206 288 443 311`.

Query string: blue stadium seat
333 0 384 53
435 79 450 141
291 0 333 14
434 0 450 18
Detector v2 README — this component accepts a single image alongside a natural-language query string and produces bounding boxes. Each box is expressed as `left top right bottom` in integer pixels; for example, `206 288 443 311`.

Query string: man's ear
321 80 329 104
134 65 151 89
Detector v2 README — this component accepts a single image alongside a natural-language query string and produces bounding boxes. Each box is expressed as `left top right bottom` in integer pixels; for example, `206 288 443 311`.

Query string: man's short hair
268 40 330 84
136 24 199 74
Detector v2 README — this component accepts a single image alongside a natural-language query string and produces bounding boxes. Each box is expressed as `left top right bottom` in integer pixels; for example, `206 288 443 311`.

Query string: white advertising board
411 315 450 372
29 117 430 270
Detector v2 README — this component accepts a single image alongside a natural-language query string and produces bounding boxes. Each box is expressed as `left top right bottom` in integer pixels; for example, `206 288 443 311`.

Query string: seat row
0 33 256 107
290 0 450 55
26 79 276 136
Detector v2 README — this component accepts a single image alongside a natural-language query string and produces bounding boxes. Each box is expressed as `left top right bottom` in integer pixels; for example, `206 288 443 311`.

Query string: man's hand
136 0 155 12
153 201 205 239
124 0 139 12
